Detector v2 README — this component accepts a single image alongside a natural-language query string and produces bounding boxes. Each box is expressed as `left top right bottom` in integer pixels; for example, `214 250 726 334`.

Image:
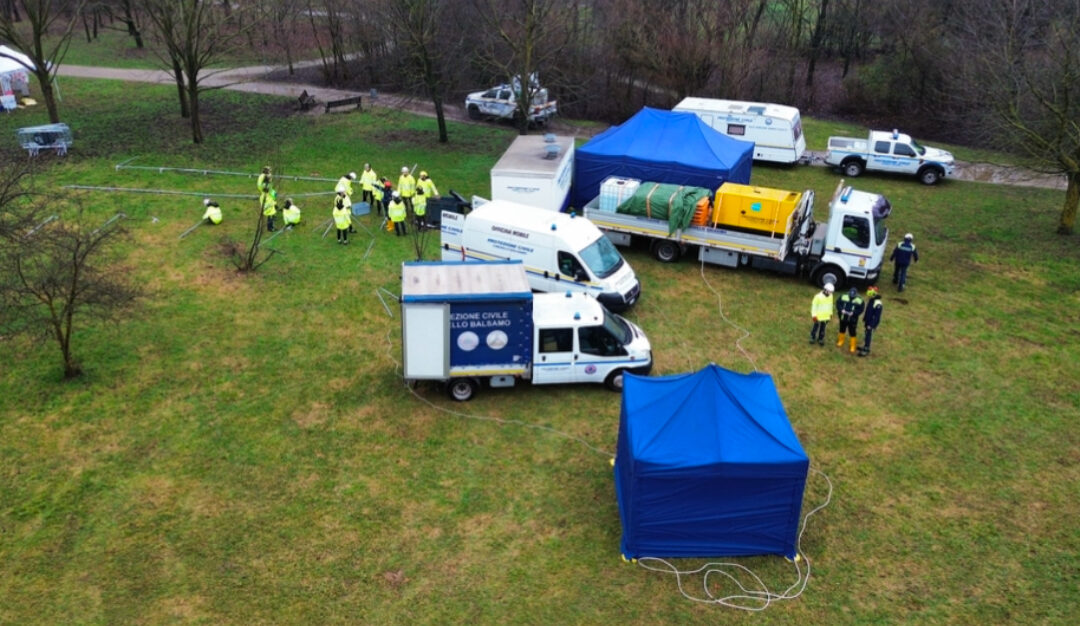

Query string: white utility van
440 200 641 311
490 134 574 212
673 97 806 164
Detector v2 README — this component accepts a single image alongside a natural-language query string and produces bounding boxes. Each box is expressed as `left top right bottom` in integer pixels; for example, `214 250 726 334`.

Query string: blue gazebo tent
614 364 808 559
571 107 754 209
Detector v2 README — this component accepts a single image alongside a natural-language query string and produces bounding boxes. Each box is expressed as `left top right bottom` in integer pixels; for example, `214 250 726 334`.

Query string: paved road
56 63 1066 191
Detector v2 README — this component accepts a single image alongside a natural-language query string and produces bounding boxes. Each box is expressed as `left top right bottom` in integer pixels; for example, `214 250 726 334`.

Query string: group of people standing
809 233 919 357
201 164 441 244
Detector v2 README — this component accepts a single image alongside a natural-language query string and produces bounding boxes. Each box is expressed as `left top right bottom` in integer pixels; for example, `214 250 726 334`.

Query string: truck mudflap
598 280 641 312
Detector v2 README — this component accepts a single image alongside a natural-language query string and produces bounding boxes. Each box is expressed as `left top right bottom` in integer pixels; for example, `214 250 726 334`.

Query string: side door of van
574 324 628 383
531 326 575 384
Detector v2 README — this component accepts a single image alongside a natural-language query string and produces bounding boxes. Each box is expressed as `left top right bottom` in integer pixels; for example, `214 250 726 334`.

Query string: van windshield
579 236 624 279
603 309 632 345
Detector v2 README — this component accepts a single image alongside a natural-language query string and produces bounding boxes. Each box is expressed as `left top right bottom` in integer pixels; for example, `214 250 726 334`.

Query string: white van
440 200 641 311
673 97 806 164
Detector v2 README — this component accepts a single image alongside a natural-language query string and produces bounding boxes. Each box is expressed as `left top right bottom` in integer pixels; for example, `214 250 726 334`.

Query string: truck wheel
605 369 626 392
652 240 682 263
467 105 481 120
812 265 845 290
448 378 477 402
918 166 942 185
843 160 865 178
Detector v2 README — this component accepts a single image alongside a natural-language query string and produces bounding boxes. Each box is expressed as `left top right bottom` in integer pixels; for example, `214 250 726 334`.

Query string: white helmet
348 172 357 180
401 166 409 173
824 283 835 293
904 233 914 241
203 198 211 206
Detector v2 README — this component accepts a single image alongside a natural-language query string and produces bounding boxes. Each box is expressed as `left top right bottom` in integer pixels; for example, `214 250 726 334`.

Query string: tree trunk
36 70 61 123
173 59 189 118
434 97 448 143
1059 171 1079 235
188 83 203 144
805 0 830 102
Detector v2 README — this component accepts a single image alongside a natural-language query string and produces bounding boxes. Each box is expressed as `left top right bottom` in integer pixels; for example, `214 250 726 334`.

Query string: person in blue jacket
858 286 883 357
890 233 919 292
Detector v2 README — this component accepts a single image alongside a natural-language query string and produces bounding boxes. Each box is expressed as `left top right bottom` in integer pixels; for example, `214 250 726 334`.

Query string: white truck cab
465 81 557 125
810 186 891 287
825 129 955 185
441 200 642 311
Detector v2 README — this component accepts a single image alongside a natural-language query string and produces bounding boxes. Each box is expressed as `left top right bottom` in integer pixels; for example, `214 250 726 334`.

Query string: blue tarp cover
571 107 754 209
614 364 808 559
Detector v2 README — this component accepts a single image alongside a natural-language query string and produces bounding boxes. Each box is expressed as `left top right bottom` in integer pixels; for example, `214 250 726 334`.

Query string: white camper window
727 124 746 136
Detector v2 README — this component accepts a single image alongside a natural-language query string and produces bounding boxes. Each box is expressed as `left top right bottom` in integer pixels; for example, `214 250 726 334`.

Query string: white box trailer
673 97 806 164
490 134 574 212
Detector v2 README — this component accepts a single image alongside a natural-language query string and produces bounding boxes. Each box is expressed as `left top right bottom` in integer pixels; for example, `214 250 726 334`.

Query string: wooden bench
325 95 362 113
296 90 317 111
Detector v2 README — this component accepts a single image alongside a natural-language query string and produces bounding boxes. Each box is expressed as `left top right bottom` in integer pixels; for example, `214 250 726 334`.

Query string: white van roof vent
544 133 556 143
544 144 561 159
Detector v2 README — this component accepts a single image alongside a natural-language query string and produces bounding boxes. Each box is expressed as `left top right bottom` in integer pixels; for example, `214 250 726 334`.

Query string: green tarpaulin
616 183 711 233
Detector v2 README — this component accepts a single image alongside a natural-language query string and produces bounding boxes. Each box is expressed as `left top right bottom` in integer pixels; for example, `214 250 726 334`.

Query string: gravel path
57 64 1067 191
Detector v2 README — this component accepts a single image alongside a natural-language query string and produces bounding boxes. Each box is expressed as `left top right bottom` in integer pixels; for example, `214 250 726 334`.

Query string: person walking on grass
388 191 408 237
810 283 835 346
891 233 919 292
202 198 222 225
858 286 883 357
333 192 352 244
836 287 865 355
336 172 357 232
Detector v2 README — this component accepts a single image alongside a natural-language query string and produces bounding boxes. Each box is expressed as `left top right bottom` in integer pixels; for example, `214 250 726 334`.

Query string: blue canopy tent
614 364 808 559
571 107 754 209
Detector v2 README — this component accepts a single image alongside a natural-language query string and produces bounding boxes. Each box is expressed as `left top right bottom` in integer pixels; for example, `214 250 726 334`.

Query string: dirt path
57 64 1067 191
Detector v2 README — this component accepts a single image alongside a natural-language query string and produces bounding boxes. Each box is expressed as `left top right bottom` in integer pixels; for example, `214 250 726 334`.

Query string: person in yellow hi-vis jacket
809 283 834 346
257 166 273 206
333 192 352 244
336 171 357 233
360 163 378 206
282 198 301 228
372 181 385 217
202 198 222 224
263 189 278 232
413 186 428 230
388 191 408 237
417 171 439 200
398 166 417 213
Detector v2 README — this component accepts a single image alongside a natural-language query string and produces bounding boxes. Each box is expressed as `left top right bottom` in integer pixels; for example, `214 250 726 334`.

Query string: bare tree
309 0 350 84
0 0 87 123
471 0 575 134
0 177 141 379
956 0 1080 234
382 0 467 143
142 0 252 143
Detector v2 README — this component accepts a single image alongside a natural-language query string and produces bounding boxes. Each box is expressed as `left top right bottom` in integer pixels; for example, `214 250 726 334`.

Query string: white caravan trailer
490 134 574 212
673 97 806 164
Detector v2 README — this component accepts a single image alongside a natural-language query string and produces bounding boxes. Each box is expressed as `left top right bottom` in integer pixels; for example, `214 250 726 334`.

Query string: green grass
2 78 1079 624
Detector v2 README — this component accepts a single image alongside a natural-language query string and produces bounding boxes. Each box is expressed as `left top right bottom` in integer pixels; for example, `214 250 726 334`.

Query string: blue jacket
890 241 918 267
863 296 883 328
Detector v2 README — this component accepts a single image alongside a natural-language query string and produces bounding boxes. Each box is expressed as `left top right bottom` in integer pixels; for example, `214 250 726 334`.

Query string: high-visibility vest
336 176 354 198
263 197 277 216
203 205 222 224
398 174 416 198
360 169 378 191
414 193 427 216
811 292 833 321
418 178 438 198
283 206 301 225
333 206 351 230
388 199 407 222
372 186 384 202
257 173 271 194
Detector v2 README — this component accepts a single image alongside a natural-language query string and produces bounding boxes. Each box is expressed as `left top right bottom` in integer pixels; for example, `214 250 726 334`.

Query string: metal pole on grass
178 220 204 239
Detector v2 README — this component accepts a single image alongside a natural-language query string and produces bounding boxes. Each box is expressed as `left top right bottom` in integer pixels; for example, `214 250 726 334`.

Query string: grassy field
1 78 1079 624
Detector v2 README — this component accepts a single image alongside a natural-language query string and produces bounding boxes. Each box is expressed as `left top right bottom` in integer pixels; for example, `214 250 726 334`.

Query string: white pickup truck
465 82 557 125
825 130 955 185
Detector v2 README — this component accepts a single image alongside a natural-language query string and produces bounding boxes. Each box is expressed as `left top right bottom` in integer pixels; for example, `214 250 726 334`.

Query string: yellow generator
711 183 802 237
